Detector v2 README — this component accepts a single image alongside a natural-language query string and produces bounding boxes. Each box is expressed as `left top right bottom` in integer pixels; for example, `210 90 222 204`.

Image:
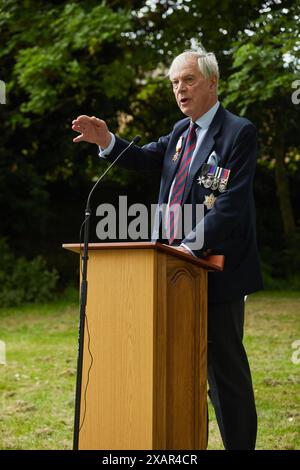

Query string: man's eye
186 78 194 85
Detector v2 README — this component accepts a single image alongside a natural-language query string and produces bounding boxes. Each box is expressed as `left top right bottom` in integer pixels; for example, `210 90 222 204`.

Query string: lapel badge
172 135 184 161
204 193 217 210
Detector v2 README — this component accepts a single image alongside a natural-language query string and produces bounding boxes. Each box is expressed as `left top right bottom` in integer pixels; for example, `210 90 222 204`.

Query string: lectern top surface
62 241 224 272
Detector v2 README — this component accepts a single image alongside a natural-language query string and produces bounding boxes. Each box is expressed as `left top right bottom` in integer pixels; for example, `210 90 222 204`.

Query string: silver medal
211 177 219 191
218 179 227 193
197 176 206 186
203 176 213 188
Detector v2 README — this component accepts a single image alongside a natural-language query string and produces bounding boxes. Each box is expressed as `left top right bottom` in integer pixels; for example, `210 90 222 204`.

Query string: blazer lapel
182 104 226 204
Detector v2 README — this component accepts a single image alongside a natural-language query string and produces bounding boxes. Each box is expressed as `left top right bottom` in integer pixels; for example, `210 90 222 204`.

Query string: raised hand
72 115 112 148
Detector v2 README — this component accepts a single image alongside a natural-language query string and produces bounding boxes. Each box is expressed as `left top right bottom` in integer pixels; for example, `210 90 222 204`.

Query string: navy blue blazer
104 104 263 302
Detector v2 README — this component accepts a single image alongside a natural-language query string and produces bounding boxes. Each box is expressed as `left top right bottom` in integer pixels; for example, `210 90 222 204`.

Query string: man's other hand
172 246 192 255
72 115 111 148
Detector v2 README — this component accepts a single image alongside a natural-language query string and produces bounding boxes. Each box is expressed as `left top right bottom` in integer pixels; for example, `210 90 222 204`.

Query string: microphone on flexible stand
73 135 141 449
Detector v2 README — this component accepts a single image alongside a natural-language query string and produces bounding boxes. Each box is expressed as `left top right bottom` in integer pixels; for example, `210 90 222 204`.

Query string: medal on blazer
204 193 217 210
218 168 231 193
197 163 209 186
203 165 216 188
197 164 231 193
172 135 184 161
211 167 222 190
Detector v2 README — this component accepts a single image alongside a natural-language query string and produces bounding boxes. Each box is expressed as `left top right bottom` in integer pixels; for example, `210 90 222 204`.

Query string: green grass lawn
0 290 299 450
207 291 300 450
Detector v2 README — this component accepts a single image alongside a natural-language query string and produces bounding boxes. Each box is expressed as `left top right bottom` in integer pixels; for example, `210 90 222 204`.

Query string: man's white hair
168 48 219 83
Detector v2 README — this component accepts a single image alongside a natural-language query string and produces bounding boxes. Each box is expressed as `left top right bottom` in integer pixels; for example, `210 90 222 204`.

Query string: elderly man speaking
72 47 263 450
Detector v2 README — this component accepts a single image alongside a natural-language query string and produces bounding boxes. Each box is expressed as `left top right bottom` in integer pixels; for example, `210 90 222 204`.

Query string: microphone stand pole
73 202 91 450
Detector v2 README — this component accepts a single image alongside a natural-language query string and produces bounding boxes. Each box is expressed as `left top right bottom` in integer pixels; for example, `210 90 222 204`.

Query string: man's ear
209 76 217 90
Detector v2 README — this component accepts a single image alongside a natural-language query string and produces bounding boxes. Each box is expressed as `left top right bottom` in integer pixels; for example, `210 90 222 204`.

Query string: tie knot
190 121 198 133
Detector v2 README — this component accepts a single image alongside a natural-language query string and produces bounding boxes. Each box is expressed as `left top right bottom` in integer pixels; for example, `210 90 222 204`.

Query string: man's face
170 57 217 121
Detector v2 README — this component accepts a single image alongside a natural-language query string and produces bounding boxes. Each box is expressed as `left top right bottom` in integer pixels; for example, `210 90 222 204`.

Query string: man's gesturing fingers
73 133 85 143
72 114 110 146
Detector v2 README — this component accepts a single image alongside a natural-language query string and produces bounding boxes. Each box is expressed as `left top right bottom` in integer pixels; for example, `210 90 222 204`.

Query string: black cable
79 313 93 432
78 214 94 433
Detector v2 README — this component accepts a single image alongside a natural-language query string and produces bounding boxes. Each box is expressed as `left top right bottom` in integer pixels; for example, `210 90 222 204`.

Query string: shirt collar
194 101 220 130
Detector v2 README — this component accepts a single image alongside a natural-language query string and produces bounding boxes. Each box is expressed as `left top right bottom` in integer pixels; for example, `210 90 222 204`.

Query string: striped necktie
167 121 198 245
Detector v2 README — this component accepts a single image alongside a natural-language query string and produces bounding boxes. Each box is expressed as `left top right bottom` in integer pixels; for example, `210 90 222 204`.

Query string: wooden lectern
63 242 224 450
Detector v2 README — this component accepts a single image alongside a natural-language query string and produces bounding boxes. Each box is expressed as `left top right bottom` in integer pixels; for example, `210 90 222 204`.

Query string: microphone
132 135 141 144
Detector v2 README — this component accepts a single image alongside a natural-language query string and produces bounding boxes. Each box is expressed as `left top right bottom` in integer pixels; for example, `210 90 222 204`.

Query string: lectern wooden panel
63 242 224 450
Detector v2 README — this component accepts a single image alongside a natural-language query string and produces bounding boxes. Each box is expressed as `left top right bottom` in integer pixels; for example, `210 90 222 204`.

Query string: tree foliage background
0 0 299 290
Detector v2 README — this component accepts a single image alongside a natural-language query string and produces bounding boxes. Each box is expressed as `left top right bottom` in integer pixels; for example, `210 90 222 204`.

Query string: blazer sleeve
183 123 258 256
100 133 172 172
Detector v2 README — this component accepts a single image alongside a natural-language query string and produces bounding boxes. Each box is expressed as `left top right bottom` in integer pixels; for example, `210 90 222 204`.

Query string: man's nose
177 81 187 93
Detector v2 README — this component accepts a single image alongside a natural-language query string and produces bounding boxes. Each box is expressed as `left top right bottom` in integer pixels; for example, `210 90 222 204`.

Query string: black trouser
207 298 257 450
